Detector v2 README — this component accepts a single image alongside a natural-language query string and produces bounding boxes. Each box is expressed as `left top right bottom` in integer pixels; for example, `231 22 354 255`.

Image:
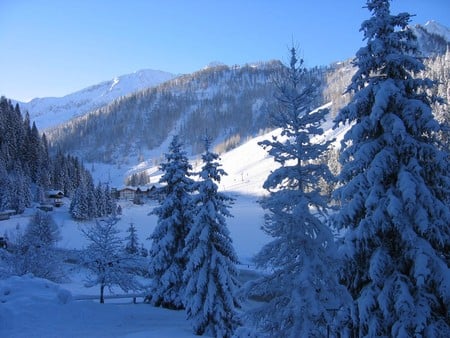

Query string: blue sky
1 0 449 102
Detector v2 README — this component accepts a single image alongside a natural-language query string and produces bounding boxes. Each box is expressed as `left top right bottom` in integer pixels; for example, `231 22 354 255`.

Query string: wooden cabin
46 190 64 207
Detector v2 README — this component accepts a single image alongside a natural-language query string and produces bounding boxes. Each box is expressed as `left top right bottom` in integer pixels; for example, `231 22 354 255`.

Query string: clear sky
1 0 449 102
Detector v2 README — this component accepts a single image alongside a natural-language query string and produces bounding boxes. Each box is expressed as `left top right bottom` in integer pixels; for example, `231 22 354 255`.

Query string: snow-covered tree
183 137 240 337
71 179 115 220
333 1 450 336
23 210 61 246
12 211 63 281
0 161 10 211
70 183 89 220
125 222 139 255
95 182 107 217
147 135 195 309
81 218 141 303
242 47 349 337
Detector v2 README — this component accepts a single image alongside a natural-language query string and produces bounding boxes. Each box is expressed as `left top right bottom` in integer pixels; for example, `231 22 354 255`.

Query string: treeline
0 97 93 213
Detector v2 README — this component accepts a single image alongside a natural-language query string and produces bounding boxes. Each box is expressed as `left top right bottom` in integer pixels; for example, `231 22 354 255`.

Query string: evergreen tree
183 137 240 337
95 182 107 217
103 184 116 216
39 133 51 186
69 174 112 220
147 135 195 309
0 96 94 215
70 184 89 220
86 175 98 219
0 160 10 211
12 211 62 281
333 1 450 336
243 47 349 337
125 223 139 255
9 165 32 214
23 210 61 247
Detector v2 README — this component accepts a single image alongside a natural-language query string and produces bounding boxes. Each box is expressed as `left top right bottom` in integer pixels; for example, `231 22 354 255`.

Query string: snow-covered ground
0 111 348 337
0 191 266 337
0 275 199 338
0 192 267 337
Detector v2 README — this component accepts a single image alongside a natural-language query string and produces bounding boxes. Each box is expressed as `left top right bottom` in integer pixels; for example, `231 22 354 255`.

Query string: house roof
46 190 64 197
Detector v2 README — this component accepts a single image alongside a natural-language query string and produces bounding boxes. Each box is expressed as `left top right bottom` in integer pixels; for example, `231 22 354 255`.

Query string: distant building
0 209 16 221
113 185 158 202
118 187 136 200
46 190 64 207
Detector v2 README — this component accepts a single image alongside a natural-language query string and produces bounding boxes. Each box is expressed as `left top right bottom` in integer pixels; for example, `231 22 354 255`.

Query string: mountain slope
45 21 450 168
410 20 450 56
17 69 176 130
47 61 298 163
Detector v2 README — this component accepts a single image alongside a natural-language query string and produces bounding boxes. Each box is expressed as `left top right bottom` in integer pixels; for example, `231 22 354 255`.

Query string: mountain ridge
15 69 176 130
13 21 450 187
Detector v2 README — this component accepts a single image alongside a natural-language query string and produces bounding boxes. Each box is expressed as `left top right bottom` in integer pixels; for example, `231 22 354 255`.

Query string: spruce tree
183 137 240 338
243 47 349 337
333 1 450 336
13 211 62 281
147 135 195 309
125 223 139 255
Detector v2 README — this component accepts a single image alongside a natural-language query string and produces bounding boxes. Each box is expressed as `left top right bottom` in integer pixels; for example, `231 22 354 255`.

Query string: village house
112 186 157 202
46 190 64 207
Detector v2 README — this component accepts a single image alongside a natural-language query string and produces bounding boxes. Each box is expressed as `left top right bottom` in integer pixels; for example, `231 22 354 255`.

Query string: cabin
46 190 64 207
118 187 136 200
114 186 157 202
0 209 16 221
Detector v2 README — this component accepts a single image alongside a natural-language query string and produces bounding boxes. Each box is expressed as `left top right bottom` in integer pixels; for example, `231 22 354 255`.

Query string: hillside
46 61 292 162
17 69 176 130
7 20 442 185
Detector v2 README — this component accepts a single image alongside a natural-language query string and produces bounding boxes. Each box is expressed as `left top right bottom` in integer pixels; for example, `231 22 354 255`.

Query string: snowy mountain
46 60 290 163
26 21 450 171
422 20 450 42
16 69 176 130
410 20 450 56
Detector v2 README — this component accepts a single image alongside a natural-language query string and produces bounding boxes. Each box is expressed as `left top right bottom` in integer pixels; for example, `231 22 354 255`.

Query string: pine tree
183 137 240 338
125 223 139 255
9 165 32 214
104 184 116 216
70 184 89 220
333 1 450 336
95 182 107 217
242 47 349 337
12 210 62 281
0 160 10 211
147 135 195 309
69 173 102 220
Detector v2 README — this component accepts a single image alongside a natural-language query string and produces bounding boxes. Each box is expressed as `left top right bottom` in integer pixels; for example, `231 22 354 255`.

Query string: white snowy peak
410 20 450 57
423 20 450 42
17 69 176 130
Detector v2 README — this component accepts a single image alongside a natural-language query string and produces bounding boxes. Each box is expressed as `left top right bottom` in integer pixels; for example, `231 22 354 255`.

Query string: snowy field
0 192 267 337
0 275 200 338
0 119 345 337
0 136 273 337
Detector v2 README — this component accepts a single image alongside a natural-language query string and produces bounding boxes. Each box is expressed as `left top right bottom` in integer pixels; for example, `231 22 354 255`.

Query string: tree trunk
100 284 105 304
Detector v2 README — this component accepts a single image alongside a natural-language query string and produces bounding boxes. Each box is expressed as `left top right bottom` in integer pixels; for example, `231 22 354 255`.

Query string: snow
0 103 349 336
0 275 198 338
0 194 263 336
423 20 450 42
15 69 176 130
